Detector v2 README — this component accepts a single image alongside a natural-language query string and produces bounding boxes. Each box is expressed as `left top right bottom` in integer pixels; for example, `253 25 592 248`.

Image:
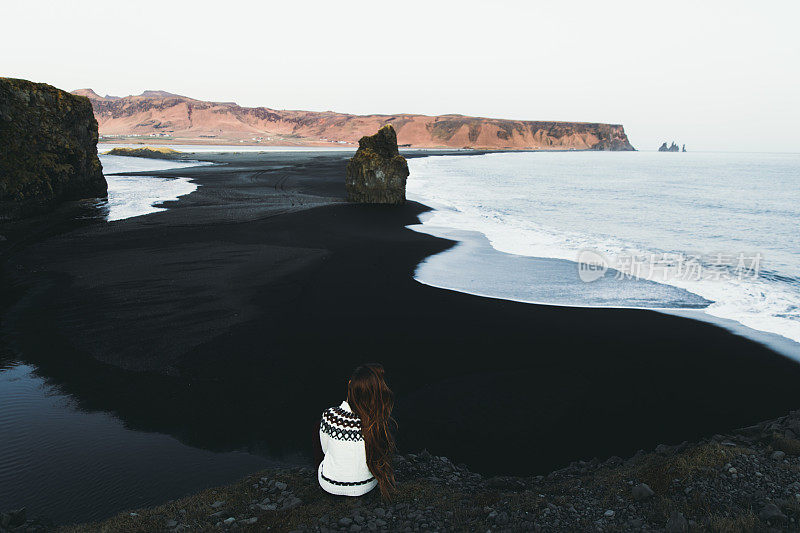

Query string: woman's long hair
347 363 396 499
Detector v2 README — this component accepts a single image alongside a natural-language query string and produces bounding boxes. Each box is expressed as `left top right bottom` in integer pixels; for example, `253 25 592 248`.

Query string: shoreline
105 150 800 361
404 151 800 356
406 217 800 362
3 151 800 525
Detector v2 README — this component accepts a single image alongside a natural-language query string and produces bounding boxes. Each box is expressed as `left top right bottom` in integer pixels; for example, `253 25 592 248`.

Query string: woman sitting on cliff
316 363 396 499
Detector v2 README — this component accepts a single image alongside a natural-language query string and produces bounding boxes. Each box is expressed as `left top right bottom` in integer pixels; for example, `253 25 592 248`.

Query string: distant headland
72 88 636 151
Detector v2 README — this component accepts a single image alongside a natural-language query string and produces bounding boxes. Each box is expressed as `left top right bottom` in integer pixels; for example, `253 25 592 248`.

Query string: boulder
665 510 688 533
0 77 106 220
631 482 655 501
759 503 787 524
345 125 408 204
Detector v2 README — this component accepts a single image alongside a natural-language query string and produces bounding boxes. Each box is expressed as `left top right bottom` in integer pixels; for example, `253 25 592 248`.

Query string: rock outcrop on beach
345 125 409 204
1 78 106 220
71 88 636 151
59 408 800 532
105 146 182 160
659 141 681 152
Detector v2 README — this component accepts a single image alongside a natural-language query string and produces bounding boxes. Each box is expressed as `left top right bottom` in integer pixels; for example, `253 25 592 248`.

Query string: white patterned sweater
318 401 378 496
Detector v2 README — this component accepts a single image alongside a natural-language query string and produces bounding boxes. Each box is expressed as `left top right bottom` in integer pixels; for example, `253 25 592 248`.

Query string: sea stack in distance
658 141 681 152
0 77 106 220
345 125 409 204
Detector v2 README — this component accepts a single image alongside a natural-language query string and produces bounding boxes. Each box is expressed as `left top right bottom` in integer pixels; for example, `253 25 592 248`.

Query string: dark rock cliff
345 125 409 204
0 78 106 220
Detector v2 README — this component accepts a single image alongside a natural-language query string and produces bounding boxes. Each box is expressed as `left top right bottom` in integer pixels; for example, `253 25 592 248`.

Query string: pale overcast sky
3 0 798 151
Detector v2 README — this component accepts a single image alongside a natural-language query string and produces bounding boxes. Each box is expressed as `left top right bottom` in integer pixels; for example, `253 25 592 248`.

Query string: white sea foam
407 151 800 345
99 154 212 175
96 154 210 221
103 176 198 221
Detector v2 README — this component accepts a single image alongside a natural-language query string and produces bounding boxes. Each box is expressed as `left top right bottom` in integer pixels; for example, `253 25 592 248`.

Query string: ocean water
0 360 275 524
407 151 800 347
93 154 207 221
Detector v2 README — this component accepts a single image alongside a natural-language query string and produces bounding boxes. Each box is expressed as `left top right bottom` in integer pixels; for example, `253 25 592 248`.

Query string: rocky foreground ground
4 409 800 532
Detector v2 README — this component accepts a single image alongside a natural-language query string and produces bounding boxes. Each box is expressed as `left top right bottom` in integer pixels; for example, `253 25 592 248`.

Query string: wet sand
3 150 800 480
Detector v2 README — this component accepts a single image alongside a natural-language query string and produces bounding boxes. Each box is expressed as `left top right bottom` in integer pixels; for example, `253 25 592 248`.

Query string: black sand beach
3 151 800 521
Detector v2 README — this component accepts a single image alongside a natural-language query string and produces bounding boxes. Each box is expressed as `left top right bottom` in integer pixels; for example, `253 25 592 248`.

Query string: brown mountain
71 89 635 150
